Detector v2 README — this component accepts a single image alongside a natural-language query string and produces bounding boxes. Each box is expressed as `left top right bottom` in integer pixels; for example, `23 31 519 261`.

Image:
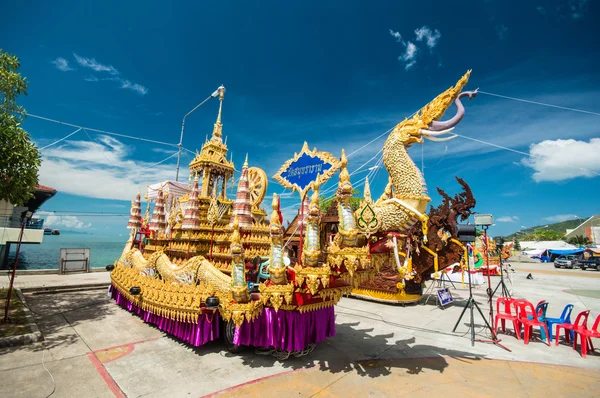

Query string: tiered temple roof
182 175 201 230
148 188 166 232
230 155 253 229
127 190 142 229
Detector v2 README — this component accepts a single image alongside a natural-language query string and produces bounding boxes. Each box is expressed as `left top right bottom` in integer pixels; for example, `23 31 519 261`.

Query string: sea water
4 233 126 270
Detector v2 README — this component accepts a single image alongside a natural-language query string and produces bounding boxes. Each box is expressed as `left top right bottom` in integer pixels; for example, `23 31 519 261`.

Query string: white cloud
390 25 441 70
414 26 441 49
38 136 182 201
389 29 403 42
37 211 92 229
73 53 119 74
569 0 589 19
51 57 74 72
69 53 148 95
543 214 578 223
497 216 519 222
495 24 508 40
522 138 600 182
120 79 148 95
402 42 418 70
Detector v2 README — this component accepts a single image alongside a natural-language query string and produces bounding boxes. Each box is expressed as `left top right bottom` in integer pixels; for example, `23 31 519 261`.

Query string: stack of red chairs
494 297 520 339
516 301 551 346
555 311 600 358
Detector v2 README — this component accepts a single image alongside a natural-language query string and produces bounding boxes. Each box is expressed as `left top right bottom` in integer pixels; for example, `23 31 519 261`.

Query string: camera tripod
452 257 511 351
491 251 511 299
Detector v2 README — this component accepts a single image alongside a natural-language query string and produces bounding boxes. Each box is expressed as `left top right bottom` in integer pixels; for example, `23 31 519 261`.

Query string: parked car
554 255 577 269
575 256 600 271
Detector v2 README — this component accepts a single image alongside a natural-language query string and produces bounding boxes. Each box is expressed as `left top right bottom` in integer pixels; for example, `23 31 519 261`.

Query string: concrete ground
0 271 110 290
1 261 599 397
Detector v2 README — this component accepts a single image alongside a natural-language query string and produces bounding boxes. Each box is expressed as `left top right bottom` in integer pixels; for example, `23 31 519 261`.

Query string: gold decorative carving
258 283 295 312
273 141 342 200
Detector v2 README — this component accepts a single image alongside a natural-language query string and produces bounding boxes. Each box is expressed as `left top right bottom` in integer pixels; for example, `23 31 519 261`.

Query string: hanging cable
38 128 82 150
346 127 393 158
26 113 179 147
478 91 600 117
453 133 531 157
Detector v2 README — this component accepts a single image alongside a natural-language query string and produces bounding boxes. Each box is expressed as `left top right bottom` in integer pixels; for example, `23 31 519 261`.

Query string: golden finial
243 153 248 168
364 177 372 203
143 201 150 226
231 214 241 245
207 193 219 225
270 194 281 227
211 86 226 141
338 149 352 196
311 181 320 205
168 197 177 228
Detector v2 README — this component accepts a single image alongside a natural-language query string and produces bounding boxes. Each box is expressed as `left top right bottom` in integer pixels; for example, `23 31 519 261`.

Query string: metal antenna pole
175 91 219 181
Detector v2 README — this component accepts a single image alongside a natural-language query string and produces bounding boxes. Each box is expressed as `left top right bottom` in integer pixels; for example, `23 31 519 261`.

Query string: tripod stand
421 271 456 307
452 246 511 351
491 249 511 298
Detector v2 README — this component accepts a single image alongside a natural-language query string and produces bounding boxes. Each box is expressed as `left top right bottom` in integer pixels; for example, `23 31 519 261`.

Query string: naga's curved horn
428 89 478 132
423 134 457 142
420 127 455 137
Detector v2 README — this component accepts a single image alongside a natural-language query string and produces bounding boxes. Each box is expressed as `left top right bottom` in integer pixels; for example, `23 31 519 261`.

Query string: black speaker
456 224 476 243
494 236 504 248
129 286 141 295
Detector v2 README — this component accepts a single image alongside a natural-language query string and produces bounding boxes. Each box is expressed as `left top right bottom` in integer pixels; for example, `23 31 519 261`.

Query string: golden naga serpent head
269 194 283 236
391 70 477 148
308 181 321 217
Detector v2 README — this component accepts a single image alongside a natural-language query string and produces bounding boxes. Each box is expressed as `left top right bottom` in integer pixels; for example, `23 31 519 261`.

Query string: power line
479 91 600 117
26 113 179 148
453 133 532 157
38 127 82 150
42 211 129 214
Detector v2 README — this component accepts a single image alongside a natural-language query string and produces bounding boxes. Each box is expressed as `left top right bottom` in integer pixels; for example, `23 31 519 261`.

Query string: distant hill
58 230 94 235
504 218 586 240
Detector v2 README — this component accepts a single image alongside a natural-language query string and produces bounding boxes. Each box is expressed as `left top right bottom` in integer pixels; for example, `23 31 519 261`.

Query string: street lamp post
175 86 224 181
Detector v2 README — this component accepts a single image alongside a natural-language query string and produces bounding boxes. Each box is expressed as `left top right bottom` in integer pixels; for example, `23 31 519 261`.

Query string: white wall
0 227 44 245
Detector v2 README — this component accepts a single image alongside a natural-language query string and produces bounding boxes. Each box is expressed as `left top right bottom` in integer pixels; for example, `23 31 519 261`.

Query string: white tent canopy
520 241 576 251
146 181 192 201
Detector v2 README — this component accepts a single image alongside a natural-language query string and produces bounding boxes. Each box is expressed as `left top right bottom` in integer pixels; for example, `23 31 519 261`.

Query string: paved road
1 266 599 397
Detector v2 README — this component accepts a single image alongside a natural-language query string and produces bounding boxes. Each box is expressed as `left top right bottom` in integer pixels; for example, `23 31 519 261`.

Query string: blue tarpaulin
548 249 585 255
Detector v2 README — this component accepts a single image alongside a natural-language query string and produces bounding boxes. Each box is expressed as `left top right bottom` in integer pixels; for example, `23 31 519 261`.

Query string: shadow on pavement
228 321 484 378
2 288 113 352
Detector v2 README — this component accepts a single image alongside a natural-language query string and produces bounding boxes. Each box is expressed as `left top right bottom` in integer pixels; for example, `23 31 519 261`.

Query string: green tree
567 235 592 247
534 228 564 241
514 237 521 251
320 188 362 212
0 49 40 206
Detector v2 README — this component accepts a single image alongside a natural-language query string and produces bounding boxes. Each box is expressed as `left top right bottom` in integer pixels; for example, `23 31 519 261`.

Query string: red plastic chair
576 313 600 358
494 297 520 339
512 299 529 338
517 301 551 346
555 310 589 347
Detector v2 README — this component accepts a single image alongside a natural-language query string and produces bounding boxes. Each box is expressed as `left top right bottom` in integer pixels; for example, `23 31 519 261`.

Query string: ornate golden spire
207 192 219 226
231 214 241 245
364 176 372 203
211 86 226 141
338 149 352 196
270 194 281 227
243 153 248 168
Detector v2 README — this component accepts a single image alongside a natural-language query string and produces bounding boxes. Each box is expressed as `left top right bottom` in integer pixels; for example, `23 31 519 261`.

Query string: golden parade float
109 71 479 354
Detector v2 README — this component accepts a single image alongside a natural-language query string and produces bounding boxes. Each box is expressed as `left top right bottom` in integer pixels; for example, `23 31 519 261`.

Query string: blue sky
2 0 599 236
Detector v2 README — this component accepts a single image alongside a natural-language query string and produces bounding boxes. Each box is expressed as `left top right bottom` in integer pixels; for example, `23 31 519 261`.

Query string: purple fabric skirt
233 306 336 352
110 286 219 347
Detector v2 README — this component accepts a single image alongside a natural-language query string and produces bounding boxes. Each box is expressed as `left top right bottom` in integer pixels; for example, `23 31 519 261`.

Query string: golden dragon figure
362 70 478 235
